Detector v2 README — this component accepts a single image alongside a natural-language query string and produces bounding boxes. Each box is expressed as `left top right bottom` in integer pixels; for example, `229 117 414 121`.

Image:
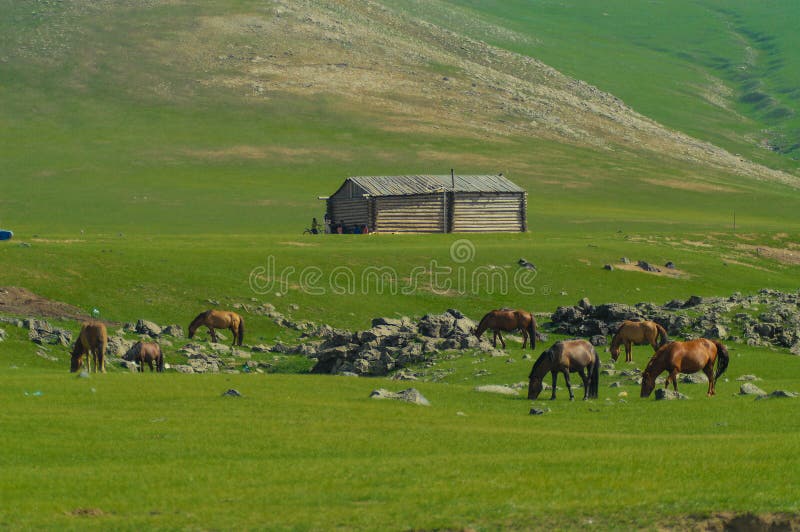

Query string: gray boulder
739 383 767 396
161 324 184 338
680 373 708 384
135 319 162 337
756 390 798 400
654 389 688 400
0 328 5 341
369 388 430 406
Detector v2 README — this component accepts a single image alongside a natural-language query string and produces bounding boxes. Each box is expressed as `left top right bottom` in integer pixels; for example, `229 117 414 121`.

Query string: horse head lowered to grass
640 338 729 398
528 339 600 401
188 310 244 346
70 321 107 373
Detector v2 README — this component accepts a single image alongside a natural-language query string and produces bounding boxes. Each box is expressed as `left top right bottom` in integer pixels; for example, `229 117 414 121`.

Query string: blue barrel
0 230 13 241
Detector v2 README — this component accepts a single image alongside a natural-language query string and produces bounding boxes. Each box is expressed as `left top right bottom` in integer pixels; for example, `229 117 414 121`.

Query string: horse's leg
550 371 558 400
562 369 574 401
498 331 506 349
230 325 237 346
668 368 679 391
491 331 497 347
521 328 528 350
579 369 590 400
625 341 632 363
208 326 217 343
703 364 715 396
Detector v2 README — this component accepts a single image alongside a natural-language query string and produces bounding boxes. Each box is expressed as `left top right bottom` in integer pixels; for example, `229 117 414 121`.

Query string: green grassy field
1 344 798 530
2 0 800 529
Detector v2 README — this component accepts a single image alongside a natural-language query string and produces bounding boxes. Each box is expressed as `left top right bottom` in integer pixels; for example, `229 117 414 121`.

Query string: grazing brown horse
188 310 244 346
640 338 729 398
528 339 600 401
70 321 108 373
610 320 670 363
129 341 164 373
474 309 537 350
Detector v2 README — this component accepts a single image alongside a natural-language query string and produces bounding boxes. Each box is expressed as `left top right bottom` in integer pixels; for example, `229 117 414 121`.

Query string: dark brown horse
129 341 164 373
640 339 729 398
528 339 600 401
188 310 244 346
475 309 537 350
70 321 108 373
610 320 670 362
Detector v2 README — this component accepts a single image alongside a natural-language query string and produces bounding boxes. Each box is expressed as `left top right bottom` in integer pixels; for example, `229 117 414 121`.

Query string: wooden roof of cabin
337 175 525 197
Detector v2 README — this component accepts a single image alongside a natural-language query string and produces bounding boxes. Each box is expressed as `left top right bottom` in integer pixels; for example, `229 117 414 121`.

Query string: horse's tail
589 347 600 399
713 341 729 380
655 323 670 347
527 313 537 350
157 345 165 373
475 313 490 339
237 315 245 346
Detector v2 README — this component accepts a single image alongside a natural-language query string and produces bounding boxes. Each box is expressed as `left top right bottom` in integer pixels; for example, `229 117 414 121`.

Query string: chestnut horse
188 310 244 346
528 339 600 401
610 320 670 363
70 321 108 373
129 341 164 373
640 338 729 398
475 309 537 350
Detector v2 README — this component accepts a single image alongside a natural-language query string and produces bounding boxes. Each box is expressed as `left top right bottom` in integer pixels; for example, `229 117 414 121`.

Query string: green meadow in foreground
1 343 798 530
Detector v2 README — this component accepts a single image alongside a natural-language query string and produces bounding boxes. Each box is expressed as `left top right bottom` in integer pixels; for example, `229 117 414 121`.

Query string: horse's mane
529 346 556 379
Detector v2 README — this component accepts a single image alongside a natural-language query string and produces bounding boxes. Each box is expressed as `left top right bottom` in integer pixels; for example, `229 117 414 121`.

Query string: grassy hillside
1 0 798 237
397 0 800 165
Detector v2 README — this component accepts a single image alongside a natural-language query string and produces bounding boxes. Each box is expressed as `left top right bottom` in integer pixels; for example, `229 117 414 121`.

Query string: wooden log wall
374 194 446 233
329 198 369 227
450 192 525 232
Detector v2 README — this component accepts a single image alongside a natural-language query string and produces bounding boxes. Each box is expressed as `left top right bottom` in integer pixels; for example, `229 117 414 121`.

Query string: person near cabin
310 217 320 235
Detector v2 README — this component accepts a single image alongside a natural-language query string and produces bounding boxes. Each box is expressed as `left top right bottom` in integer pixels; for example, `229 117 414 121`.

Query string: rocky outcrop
307 309 492 377
548 289 800 351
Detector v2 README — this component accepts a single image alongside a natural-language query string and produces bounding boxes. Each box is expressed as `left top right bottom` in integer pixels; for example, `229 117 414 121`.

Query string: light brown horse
474 309 537 350
640 338 729 398
610 320 670 363
528 339 600 401
70 321 108 373
188 310 244 346
129 341 164 373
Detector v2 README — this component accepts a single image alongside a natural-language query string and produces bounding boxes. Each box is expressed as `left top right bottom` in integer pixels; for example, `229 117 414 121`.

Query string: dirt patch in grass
641 178 740 193
682 239 713 248
737 244 800 265
278 241 320 247
664 512 800 531
0 286 91 321
614 263 688 278
68 508 105 517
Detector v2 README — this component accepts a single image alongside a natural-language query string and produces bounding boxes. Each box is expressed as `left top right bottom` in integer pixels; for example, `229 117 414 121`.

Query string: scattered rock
654 389 688 400
637 260 660 273
739 383 767 396
135 319 162 337
680 373 708 384
736 374 760 381
757 390 798 400
529 407 550 415
603 264 614 271
222 389 242 397
369 388 430 406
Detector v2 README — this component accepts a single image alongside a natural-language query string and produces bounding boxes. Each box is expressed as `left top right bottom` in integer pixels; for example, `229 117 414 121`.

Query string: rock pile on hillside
278 309 495 376
549 289 800 352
